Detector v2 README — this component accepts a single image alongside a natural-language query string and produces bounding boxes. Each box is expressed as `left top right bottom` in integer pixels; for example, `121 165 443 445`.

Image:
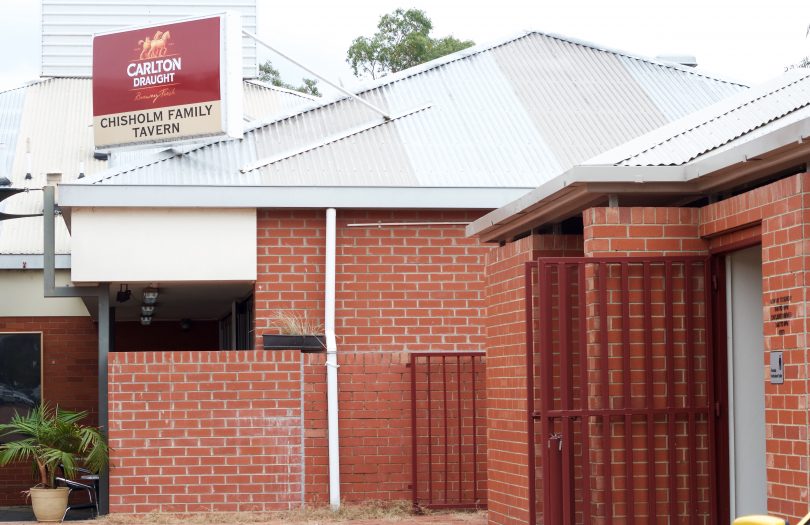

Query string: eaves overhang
468 117 810 243
57 185 533 211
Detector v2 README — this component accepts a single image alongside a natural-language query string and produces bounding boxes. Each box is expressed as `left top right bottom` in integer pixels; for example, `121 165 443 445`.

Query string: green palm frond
0 403 108 488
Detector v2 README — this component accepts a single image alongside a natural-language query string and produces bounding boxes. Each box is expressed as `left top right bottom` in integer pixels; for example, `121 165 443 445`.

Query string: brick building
469 69 810 524
0 2 758 521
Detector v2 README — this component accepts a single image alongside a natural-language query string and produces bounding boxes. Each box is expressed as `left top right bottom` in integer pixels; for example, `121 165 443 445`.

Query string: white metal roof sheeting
242 80 319 120
41 0 258 78
0 77 316 254
91 31 747 189
585 70 810 167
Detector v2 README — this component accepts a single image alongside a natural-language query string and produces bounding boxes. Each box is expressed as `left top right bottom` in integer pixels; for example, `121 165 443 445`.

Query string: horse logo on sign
136 30 173 60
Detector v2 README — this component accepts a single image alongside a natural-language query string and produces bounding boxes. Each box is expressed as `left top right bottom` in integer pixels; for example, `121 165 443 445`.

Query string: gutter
57 185 530 211
0 254 71 269
324 208 340 509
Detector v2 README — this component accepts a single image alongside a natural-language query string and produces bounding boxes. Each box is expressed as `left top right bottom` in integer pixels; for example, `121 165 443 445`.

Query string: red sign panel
92 15 238 149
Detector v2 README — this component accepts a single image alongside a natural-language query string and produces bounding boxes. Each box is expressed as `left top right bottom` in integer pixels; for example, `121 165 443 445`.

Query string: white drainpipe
325 208 340 509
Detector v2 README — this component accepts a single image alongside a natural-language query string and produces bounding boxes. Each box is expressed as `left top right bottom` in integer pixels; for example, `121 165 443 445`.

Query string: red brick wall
256 209 493 505
483 235 582 525
701 173 810 521
583 207 705 257
107 350 301 513
0 316 97 505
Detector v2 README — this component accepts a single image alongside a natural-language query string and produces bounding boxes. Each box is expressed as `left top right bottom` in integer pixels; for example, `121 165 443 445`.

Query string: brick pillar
583 207 709 522
700 173 810 521
485 234 581 525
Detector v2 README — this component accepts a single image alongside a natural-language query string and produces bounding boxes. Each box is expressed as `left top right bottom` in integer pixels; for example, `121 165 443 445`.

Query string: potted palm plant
0 403 108 522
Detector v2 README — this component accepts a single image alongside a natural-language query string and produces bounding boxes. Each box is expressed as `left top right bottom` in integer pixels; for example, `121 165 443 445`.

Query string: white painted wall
70 207 256 282
0 271 89 316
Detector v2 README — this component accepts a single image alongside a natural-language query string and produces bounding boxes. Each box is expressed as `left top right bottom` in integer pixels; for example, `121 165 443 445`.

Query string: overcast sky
1 0 809 93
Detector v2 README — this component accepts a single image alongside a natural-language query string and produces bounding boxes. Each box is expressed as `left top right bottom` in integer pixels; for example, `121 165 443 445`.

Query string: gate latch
549 432 563 451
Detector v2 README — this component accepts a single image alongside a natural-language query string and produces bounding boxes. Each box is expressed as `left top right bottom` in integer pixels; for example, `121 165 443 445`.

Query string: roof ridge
530 30 748 87
0 78 47 95
346 30 748 98
601 70 810 165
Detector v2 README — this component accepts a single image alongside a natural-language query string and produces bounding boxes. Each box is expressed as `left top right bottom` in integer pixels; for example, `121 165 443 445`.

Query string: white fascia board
0 254 71 269
684 117 810 181
58 185 533 210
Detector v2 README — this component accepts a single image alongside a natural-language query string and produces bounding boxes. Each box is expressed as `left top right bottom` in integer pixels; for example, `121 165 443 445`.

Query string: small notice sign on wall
770 351 784 384
769 295 792 336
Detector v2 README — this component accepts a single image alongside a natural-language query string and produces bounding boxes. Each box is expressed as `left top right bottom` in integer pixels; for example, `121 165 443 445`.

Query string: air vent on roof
655 54 698 68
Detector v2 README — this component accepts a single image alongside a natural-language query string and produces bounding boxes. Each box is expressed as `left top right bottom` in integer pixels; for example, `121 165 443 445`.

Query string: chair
56 466 99 521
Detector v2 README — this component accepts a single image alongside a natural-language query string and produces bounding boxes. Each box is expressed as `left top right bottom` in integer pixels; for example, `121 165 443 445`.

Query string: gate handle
549 432 563 451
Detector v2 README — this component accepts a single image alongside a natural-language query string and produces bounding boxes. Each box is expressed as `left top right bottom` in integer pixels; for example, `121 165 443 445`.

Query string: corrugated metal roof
242 80 319 121
468 70 810 242
90 30 748 189
585 69 810 167
41 0 258 78
0 77 315 254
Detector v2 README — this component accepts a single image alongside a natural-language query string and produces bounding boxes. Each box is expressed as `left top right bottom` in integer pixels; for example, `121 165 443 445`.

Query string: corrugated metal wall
41 0 257 77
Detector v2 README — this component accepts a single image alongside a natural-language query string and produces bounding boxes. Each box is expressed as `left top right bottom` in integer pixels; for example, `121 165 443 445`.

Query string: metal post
97 288 110 515
242 30 392 121
43 182 110 514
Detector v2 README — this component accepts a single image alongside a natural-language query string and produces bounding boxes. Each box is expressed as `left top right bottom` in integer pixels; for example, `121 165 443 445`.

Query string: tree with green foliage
346 8 474 80
258 60 321 97
785 24 810 71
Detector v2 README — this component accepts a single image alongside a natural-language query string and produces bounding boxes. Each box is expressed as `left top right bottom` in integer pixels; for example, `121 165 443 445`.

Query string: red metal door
410 352 487 510
526 257 717 524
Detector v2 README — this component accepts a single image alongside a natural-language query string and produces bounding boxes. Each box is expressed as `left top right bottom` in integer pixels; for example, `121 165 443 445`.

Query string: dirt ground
97 511 487 525
0 507 487 525
100 513 483 525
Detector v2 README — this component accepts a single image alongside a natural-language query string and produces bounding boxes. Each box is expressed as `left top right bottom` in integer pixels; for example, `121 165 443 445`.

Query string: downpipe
325 208 340 510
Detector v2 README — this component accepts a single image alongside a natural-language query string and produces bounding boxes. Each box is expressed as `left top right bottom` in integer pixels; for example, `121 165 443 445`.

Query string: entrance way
527 257 718 523
725 246 767 518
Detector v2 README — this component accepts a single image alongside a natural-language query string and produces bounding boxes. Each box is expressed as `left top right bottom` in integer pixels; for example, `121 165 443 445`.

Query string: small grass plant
271 311 324 335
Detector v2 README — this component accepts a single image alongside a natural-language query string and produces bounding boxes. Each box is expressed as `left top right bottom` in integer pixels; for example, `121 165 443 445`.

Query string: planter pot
263 334 326 353
29 486 69 522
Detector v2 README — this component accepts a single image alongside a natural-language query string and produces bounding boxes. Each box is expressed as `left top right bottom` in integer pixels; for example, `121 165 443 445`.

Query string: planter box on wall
262 334 326 353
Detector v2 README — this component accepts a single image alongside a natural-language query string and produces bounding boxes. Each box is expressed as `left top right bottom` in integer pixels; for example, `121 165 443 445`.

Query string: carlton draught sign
92 13 242 149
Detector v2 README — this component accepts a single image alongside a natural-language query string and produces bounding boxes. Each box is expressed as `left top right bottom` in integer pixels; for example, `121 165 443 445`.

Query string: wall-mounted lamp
140 316 152 326
143 287 159 305
116 284 131 303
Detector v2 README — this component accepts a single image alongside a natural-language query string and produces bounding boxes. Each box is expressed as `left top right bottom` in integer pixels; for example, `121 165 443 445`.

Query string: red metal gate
527 257 717 524
410 352 487 510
